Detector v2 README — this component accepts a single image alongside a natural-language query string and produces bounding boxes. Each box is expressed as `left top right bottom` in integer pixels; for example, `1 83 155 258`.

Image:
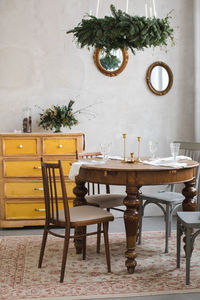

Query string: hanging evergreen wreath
67 5 174 54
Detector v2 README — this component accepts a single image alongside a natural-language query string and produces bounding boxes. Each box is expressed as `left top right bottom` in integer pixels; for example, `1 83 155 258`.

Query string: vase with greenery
67 4 174 55
38 100 78 132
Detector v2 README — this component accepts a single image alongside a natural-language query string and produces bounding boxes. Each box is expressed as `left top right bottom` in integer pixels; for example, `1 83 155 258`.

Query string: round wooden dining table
73 159 198 274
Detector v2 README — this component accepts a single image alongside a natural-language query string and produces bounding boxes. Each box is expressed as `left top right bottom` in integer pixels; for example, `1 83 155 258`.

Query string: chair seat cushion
56 205 114 226
177 211 200 227
140 191 184 204
85 194 125 209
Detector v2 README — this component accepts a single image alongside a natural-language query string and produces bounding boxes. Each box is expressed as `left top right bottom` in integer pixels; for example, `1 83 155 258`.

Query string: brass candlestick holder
122 133 127 162
130 152 134 162
136 136 142 162
125 152 135 163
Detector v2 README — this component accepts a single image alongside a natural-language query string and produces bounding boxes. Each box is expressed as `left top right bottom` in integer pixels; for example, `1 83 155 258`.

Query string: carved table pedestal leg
182 179 197 212
123 185 140 274
182 179 197 253
73 176 87 254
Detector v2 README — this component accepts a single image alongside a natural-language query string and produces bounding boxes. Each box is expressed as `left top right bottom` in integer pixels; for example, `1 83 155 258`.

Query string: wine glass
170 142 180 161
149 141 158 160
100 143 111 161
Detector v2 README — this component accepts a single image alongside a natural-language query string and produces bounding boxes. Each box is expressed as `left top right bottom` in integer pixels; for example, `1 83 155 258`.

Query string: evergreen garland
67 5 174 54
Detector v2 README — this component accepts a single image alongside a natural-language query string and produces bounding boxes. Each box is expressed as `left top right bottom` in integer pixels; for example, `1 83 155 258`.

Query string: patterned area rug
1 231 200 300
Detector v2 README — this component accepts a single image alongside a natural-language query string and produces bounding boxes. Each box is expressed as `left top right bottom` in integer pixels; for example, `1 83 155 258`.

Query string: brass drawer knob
18 144 23 149
58 144 63 148
35 208 45 212
34 187 44 191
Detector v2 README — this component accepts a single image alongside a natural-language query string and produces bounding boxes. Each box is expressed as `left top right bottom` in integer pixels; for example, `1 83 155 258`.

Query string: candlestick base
122 158 128 163
135 158 142 162
125 160 135 164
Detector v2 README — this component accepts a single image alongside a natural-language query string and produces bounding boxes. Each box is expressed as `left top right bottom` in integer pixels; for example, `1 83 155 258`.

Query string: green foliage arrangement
38 101 78 132
67 5 174 54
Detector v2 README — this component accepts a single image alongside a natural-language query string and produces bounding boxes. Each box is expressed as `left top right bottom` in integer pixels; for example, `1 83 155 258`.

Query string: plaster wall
0 0 195 216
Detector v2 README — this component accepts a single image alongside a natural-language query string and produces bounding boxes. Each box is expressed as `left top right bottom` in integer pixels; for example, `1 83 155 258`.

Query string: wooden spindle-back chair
38 158 114 283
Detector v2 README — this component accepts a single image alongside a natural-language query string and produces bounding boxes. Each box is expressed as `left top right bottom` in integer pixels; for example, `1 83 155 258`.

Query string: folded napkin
142 156 192 168
68 160 105 180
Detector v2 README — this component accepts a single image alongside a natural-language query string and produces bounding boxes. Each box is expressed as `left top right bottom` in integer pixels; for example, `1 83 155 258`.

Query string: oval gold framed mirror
93 48 128 77
146 61 173 96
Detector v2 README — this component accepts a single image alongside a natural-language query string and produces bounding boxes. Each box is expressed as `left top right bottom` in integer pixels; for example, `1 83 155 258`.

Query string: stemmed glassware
148 141 158 160
170 142 180 161
100 143 111 161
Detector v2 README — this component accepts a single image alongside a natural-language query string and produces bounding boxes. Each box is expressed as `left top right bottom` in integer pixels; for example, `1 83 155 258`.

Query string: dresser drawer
5 200 73 219
43 138 77 155
5 181 75 198
4 160 72 177
4 138 38 155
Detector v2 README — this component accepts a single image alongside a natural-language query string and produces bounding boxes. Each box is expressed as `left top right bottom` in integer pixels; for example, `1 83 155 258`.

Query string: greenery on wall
67 5 174 54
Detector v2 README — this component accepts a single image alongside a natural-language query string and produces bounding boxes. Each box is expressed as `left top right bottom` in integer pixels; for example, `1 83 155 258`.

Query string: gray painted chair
177 211 200 285
138 141 200 253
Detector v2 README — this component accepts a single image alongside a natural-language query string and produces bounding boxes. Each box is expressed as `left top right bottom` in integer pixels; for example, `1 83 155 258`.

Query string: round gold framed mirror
93 48 128 77
146 61 173 96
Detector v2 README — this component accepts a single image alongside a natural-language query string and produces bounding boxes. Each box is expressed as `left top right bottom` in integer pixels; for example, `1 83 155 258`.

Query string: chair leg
186 227 191 285
138 199 144 245
82 226 87 260
169 207 173 237
97 223 101 253
60 231 70 283
176 219 181 268
96 209 110 253
38 224 48 268
165 205 170 253
103 222 111 272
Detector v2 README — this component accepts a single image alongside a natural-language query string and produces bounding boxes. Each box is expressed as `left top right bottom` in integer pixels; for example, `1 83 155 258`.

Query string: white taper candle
126 0 129 13
96 0 100 17
152 0 156 18
145 3 148 17
149 7 153 18
152 0 157 17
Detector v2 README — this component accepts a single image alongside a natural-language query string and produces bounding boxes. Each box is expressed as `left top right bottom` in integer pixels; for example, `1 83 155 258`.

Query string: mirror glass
150 66 169 92
100 49 123 71
93 48 128 77
146 62 173 96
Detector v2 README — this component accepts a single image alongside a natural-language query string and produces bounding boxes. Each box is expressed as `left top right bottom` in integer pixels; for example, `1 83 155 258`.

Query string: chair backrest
174 141 200 209
41 158 70 227
174 141 200 188
78 152 110 195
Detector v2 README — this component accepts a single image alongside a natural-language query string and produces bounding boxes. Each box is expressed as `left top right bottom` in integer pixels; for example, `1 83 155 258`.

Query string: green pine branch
67 5 174 54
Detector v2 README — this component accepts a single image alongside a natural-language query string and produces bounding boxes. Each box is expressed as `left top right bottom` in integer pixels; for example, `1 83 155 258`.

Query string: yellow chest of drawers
0 133 84 228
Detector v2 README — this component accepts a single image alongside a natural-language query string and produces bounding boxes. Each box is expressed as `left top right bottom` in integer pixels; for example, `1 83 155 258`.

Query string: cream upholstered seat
38 159 114 283
85 194 125 209
139 141 200 253
55 205 113 225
